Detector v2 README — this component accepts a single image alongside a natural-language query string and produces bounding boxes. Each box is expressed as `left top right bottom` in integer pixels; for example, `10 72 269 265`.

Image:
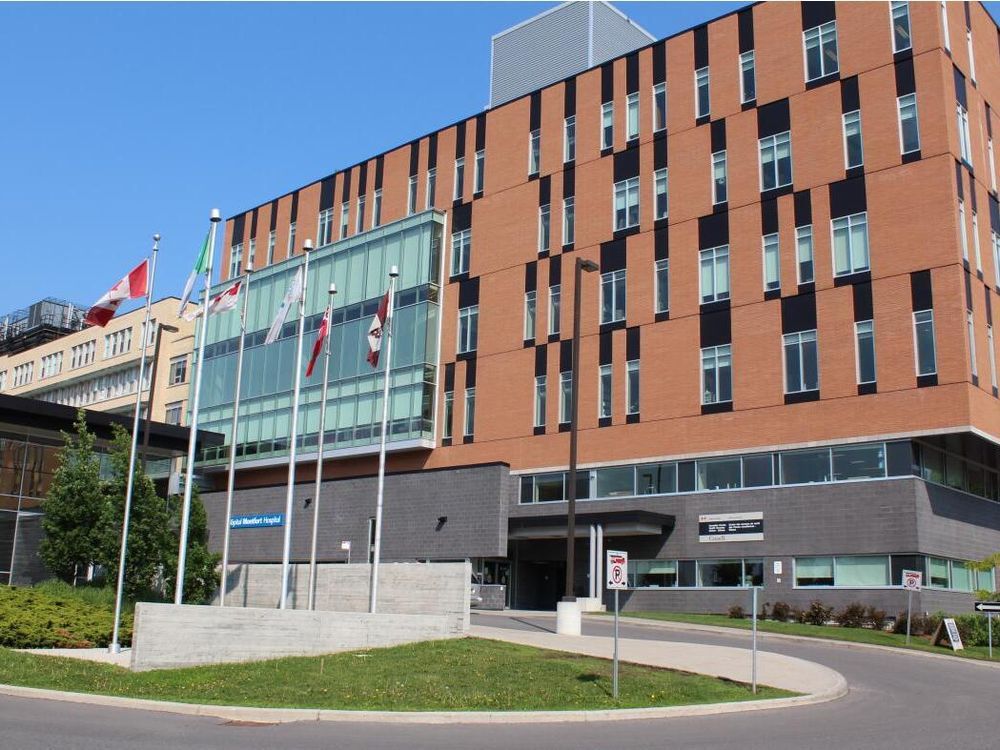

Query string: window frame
739 50 756 104
601 101 614 149
528 129 540 176
830 211 870 277
655 258 669 314
842 109 863 169
652 82 666 132
626 359 640 415
598 363 613 418
699 245 731 304
474 149 485 193
407 175 418 215
626 91 639 140
534 375 547 428
855 320 877 385
783 329 820 394
454 157 465 200
759 131 792 191
701 344 733 405
762 232 780 292
968 311 978 378
654 167 669 220
803 20 839 82
564 115 576 162
796 224 815 284
524 290 537 341
463 387 476 437
695 66 710 118
913 309 938 376
600 268 627 325
897 93 920 154
890 1 912 53
613 177 640 231
538 203 551 253
548 284 561 335
712 150 728 205
426 168 437 209
562 196 575 246
450 228 471 277
457 305 479 354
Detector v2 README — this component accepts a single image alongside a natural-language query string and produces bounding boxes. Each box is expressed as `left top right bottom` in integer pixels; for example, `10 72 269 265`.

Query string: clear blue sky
1 2 996 318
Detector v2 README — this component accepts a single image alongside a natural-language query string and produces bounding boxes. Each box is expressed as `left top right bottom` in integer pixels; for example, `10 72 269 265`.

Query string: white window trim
601 101 614 150
803 21 839 82
695 66 710 118
855 320 877 385
564 115 576 162
762 233 780 292
842 110 863 169
830 212 870 277
524 290 537 341
968 311 978 378
598 364 613 418
783 330 819 394
796 224 814 284
739 50 756 104
652 82 666 132
701 344 733 405
913 309 938 376
612 177 640 232
988 325 998 390
941 0 951 51
625 359 640 415
897 93 921 155
626 92 639 141
890 1 912 53
653 167 668 220
712 150 727 205
758 131 792 192
655 258 669 314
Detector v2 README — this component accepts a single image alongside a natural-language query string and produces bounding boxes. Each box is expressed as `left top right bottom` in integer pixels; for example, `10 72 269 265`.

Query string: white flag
265 267 304 345
182 279 242 321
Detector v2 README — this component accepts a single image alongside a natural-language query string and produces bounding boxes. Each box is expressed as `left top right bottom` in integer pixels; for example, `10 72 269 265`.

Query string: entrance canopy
509 509 674 540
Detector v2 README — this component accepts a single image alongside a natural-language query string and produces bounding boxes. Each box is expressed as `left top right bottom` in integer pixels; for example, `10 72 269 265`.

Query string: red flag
306 308 330 378
366 290 390 368
84 260 149 327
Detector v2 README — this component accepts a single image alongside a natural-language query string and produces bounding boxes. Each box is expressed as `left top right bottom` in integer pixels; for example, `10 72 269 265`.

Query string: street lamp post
561 257 599 627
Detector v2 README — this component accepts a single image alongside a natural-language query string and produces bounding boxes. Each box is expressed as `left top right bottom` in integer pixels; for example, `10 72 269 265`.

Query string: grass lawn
0 638 791 711
611 612 996 661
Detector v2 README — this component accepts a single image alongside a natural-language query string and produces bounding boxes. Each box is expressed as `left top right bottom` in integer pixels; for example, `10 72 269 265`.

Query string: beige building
0 297 196 428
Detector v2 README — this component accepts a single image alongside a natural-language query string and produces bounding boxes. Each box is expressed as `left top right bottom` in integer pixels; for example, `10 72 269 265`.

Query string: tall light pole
564 257 599 604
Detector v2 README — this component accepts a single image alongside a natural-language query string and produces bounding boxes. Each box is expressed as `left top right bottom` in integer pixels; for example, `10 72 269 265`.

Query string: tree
163 485 221 604
40 411 105 583
94 423 171 600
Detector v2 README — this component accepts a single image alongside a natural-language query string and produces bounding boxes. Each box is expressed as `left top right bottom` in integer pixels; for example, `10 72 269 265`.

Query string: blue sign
230 513 285 530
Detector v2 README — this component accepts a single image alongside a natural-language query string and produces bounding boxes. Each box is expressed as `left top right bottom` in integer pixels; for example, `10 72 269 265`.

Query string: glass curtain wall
0 434 58 585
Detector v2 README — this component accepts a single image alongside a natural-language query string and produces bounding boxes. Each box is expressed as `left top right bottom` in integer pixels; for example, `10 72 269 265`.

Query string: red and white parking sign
607 550 628 590
902 569 923 592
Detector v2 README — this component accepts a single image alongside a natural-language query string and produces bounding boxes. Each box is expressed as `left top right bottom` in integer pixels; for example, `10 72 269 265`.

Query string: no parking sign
607 550 628 590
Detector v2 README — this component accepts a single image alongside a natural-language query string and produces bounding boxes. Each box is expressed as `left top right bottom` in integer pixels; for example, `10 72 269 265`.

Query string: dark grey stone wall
203 463 511 564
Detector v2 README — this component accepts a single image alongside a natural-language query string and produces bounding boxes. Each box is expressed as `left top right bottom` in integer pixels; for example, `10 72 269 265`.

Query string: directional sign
606 550 628 590
902 569 923 592
975 601 1000 613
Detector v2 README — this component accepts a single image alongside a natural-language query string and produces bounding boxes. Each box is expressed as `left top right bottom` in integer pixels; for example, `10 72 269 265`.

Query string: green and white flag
177 230 211 317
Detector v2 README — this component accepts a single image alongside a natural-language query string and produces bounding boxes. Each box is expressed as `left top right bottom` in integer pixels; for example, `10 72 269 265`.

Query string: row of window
39 352 62 380
70 340 96 370
103 327 133 359
530 359 641 429
441 387 475 440
33 363 150 409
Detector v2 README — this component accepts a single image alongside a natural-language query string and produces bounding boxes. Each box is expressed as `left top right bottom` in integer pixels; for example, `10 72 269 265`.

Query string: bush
770 601 793 622
866 606 888 631
953 613 1000 647
801 600 834 626
0 584 131 648
728 605 745 619
892 610 942 636
759 602 770 620
836 602 868 628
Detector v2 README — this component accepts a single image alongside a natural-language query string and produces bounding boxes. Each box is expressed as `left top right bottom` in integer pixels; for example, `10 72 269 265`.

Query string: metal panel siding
590 1 656 66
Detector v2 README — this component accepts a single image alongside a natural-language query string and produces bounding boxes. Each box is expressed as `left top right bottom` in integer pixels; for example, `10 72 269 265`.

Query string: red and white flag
182 279 242 321
366 290 390 368
84 260 149 327
306 308 330 378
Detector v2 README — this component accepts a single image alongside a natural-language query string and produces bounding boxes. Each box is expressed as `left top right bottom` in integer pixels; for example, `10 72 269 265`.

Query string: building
201 1 1000 614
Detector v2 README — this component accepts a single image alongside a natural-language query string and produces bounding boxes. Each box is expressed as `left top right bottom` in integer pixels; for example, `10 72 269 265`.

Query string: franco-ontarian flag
177 231 212 317
264 267 304 345
182 279 242 321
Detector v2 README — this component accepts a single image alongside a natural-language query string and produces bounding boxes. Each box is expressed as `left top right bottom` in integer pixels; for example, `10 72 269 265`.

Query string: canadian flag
305 308 330 378
84 260 149 327
366 290 390 368
181 279 242 321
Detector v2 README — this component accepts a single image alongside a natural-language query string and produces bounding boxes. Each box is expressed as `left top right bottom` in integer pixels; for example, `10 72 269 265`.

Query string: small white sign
340 540 352 551
606 550 628 590
902 569 923 592
773 560 783 575
943 618 964 651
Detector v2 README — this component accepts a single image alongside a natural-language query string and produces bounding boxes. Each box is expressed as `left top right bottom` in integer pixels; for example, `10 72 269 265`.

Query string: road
1 612 998 749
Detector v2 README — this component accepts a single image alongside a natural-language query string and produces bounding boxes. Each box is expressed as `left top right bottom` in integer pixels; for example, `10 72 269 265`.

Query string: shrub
802 600 834 626
892 611 942 636
771 601 793 622
728 605 745 619
953 613 1000 647
866 606 888 631
759 602 770 620
0 584 131 649
835 602 868 628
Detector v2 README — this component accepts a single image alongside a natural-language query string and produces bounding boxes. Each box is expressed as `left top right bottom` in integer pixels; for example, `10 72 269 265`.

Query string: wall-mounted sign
698 512 764 542
229 513 285 530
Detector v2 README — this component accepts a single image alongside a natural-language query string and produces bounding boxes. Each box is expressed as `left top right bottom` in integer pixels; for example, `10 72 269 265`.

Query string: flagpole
279 239 313 610
368 265 399 614
109 235 159 654
218 263 253 607
175 209 220 605
308 283 337 611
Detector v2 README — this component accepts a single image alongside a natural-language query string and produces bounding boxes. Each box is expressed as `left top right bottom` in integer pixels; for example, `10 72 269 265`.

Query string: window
655 258 669 314
990 137 998 192
247 239 255 270
967 31 976 83
40 352 62 379
538 204 551 253
941 0 951 51
914 310 937 375
613 177 640 230
856 320 876 384
559 370 572 424
781 447 831 484
740 50 756 103
972 211 982 270
626 92 639 140
528 129 540 175
797 556 892 587
804 21 838 81
0 371 5 391
831 212 870 276
712 150 727 204
318 208 335 246
763 233 780 292
994 231 1000 287
340 202 349 239
168 355 188 386
71 341 95 369
833 444 885 480
957 103 972 164
796 225 814 283
548 285 561 336
958 199 969 261
408 175 418 215
562 197 575 245
457 305 478 354
601 102 614 149
795 557 834 586
759 131 792 191
843 110 863 168
989 325 998 391
564 116 576 162
426 168 437 209
372 189 382 227
600 269 626 324
103 328 132 358
228 242 243 278
288 221 297 255
784 330 819 393
968 311 978 378
654 168 668 219
597 467 635 497
164 401 183 426
12 362 33 387
463 388 475 436
697 457 742 490
626 359 640 415
450 229 470 276
443 390 453 439
267 230 276 265
534 376 546 427
652 82 666 131
699 245 730 303
454 157 465 200
524 291 537 341
598 364 612 418
695 66 710 118
355 195 366 233
891 1 911 52
474 149 485 193
895 94 920 155
701 345 732 405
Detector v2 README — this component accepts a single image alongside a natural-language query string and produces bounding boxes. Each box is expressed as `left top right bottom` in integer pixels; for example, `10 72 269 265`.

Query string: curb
0 677 848 725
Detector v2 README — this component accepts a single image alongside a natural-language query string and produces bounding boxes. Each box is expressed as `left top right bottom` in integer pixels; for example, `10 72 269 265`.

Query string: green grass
0 638 791 711
610 612 997 661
